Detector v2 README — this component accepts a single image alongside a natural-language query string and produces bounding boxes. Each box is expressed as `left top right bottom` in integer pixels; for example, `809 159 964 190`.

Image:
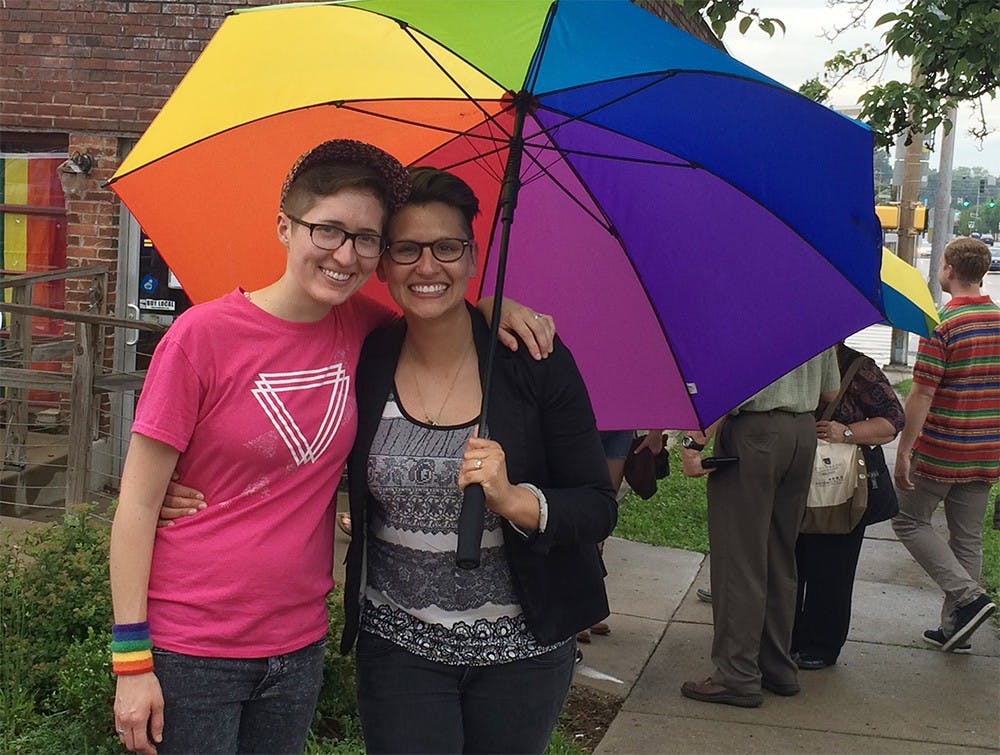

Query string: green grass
614 445 709 553
893 378 913 396
982 483 1000 607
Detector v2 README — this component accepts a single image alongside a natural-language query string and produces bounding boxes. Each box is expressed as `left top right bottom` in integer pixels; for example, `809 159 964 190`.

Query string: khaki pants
707 410 816 693
892 477 991 632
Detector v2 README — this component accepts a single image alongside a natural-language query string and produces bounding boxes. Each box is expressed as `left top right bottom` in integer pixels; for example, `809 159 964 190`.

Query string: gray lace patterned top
360 393 563 665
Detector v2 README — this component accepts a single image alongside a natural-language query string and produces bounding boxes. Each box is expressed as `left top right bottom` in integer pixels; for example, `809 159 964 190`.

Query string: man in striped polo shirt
893 236 999 653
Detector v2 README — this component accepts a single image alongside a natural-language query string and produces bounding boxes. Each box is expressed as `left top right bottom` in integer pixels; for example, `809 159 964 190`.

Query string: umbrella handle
455 484 486 569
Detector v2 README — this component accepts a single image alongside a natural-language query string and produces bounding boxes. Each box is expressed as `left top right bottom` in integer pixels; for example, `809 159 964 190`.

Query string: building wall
1 1 268 316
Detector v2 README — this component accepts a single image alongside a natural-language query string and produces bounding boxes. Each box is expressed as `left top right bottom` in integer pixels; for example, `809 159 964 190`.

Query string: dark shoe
922 628 971 654
696 587 713 603
681 678 762 708
761 677 800 696
576 630 592 643
794 652 833 670
575 648 583 664
590 621 611 636
943 594 996 652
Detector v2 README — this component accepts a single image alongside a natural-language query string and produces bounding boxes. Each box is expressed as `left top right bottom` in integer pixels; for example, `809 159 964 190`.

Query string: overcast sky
721 0 999 175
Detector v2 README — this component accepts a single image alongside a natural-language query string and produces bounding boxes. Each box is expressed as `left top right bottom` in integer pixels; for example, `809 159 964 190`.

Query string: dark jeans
152 639 325 754
792 524 866 664
355 631 576 754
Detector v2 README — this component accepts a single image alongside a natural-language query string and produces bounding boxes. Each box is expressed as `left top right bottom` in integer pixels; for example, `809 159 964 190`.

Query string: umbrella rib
518 138 620 238
539 70 683 130
394 24 512 140
522 140 696 168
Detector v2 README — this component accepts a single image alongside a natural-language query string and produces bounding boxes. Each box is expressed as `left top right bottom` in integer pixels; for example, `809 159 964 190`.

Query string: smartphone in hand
701 456 739 470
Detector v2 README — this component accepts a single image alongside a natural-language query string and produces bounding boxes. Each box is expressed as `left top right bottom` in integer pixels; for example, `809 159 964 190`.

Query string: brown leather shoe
590 622 611 636
576 630 591 643
681 678 762 708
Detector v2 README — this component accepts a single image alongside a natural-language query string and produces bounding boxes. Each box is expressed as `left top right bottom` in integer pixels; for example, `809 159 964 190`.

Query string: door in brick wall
112 207 193 470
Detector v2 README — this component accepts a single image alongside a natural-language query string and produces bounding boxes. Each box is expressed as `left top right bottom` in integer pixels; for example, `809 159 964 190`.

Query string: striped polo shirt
912 295 1000 483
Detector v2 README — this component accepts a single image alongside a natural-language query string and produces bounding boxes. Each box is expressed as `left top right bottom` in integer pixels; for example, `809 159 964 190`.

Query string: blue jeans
355 631 575 754
152 639 325 754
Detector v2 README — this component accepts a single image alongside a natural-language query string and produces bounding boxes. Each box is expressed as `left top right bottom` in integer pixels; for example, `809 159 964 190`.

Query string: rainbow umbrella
108 0 884 432
880 247 939 337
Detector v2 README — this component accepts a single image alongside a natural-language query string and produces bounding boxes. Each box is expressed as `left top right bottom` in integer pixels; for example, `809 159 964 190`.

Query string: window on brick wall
1 132 69 409
1 132 69 330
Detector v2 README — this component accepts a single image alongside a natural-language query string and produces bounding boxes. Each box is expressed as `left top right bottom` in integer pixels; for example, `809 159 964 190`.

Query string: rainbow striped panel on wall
1 153 68 335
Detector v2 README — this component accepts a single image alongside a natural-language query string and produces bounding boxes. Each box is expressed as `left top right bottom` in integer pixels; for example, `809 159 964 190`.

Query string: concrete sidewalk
575 512 1000 753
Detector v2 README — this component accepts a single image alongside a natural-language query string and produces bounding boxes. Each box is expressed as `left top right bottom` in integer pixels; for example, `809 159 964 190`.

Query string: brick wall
1 0 721 139
0 1 268 135
1 0 275 325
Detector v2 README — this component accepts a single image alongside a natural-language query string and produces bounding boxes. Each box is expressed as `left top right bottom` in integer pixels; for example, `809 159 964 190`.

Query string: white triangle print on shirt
251 363 350 466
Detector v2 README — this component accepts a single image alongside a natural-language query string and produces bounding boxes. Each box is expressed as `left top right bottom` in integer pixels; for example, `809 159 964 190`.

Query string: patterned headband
280 139 411 212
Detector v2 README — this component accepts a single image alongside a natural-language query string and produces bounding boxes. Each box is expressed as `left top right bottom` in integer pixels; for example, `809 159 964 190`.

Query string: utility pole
889 130 925 365
929 106 958 304
889 64 925 367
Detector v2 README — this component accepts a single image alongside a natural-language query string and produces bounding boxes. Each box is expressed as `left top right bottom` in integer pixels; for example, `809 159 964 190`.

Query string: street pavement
571 343 1000 754
580 513 1000 754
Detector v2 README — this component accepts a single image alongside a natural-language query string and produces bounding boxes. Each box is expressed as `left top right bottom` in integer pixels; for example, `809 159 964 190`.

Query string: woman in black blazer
342 167 616 754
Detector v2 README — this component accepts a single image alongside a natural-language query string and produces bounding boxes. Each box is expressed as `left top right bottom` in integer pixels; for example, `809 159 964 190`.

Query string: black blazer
341 305 617 652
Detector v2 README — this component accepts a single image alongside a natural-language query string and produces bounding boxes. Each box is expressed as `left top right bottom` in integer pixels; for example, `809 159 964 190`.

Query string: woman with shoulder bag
791 342 904 670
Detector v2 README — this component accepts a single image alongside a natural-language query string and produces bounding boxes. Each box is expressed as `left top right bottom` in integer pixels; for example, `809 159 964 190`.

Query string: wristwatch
843 425 854 440
682 435 705 452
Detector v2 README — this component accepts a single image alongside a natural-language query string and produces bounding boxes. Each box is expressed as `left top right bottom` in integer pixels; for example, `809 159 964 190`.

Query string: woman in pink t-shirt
110 141 551 755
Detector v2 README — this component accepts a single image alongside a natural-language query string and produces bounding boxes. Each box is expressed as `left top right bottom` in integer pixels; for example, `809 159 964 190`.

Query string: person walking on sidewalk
680 349 840 708
892 236 1000 653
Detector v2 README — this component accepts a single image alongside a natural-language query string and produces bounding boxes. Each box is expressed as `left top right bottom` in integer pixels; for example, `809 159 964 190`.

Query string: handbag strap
819 356 865 422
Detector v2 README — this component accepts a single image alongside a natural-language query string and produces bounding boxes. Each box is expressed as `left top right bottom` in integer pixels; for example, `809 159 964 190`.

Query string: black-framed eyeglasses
285 214 386 258
386 238 471 265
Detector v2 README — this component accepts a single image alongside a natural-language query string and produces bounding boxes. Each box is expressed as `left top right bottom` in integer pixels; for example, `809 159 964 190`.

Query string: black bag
860 444 898 525
623 434 669 500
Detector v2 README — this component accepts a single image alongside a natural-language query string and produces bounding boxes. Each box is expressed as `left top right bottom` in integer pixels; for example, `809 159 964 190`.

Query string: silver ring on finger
533 313 543 319
475 459 483 469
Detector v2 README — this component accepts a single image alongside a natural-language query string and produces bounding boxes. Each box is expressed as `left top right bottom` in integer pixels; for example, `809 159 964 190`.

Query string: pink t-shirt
132 289 393 657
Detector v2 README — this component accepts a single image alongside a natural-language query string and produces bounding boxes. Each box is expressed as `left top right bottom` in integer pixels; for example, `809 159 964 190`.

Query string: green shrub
1 509 592 755
0 507 118 754
307 590 364 752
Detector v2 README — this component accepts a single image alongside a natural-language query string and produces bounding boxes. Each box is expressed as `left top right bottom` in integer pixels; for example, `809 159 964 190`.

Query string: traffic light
980 178 987 194
990 199 997 209
963 199 971 207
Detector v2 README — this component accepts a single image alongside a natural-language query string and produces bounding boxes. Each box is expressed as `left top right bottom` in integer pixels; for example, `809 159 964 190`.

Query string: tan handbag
800 359 868 535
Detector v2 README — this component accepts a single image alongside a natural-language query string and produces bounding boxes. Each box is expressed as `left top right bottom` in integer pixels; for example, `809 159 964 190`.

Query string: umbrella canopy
108 0 884 431
879 247 939 337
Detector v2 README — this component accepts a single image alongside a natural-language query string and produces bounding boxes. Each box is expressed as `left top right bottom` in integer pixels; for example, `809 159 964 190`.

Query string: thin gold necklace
409 341 475 426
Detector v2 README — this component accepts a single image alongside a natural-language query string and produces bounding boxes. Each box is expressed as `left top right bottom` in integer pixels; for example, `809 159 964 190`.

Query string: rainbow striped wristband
111 621 154 675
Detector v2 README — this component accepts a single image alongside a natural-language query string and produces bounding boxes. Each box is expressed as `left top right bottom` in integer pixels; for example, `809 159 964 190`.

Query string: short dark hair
944 236 990 283
406 167 480 237
280 139 411 224
283 163 390 223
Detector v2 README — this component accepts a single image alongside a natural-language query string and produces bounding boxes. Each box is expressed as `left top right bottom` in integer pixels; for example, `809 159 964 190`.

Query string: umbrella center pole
455 95 530 571
479 93 529 437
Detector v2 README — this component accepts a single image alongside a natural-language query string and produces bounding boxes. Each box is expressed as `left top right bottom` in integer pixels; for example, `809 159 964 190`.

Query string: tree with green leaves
678 0 1000 149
